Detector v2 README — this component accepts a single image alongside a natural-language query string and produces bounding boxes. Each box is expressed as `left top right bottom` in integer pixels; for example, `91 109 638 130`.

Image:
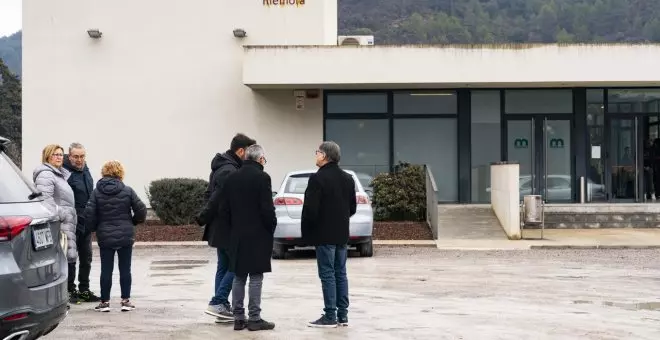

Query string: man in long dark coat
218 144 277 332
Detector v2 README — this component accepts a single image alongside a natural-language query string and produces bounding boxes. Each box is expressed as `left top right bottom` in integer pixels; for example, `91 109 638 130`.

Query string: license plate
32 226 54 251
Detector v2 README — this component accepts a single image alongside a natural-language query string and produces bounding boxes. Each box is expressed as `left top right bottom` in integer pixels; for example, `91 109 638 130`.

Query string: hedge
147 178 208 225
371 162 426 222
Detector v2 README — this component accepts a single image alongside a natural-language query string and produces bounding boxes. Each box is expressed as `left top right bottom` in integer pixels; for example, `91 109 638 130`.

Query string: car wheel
358 239 373 257
272 244 287 259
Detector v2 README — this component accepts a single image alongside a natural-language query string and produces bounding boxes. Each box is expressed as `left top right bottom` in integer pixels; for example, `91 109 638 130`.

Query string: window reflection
607 89 660 114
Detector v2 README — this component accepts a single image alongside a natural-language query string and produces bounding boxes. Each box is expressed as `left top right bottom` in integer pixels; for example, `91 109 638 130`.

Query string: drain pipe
579 176 586 204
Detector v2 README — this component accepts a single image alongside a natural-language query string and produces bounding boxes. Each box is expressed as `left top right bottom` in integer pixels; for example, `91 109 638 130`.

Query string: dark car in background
0 137 69 340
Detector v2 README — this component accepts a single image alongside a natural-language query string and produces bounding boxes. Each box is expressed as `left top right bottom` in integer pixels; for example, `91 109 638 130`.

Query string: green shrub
147 178 208 225
371 162 426 221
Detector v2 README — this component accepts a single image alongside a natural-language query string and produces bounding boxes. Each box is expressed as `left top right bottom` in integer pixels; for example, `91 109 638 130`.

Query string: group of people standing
197 133 357 331
31 134 358 332
33 143 146 312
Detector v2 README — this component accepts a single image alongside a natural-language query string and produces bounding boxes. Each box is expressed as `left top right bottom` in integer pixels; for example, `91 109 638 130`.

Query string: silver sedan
271 169 374 259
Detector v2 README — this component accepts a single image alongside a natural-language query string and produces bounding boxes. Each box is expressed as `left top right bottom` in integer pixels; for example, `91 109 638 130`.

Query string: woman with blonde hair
84 160 147 312
33 144 79 302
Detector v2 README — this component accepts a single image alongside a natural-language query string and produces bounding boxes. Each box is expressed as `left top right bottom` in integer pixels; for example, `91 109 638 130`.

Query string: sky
0 0 21 38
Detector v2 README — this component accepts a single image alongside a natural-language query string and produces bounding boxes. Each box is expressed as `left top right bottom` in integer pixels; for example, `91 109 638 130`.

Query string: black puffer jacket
84 177 147 249
199 151 242 249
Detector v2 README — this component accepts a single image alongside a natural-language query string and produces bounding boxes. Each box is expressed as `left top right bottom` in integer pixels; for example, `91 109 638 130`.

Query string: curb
92 242 208 249
93 241 438 249
435 247 533 251
373 240 437 248
530 244 660 250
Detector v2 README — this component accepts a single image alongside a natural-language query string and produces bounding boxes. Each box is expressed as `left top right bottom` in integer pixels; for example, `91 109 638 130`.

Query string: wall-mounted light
233 29 247 38
87 29 102 39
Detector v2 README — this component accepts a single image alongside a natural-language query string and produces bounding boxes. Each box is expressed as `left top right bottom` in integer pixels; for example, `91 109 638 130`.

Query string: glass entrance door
544 119 573 202
507 117 573 202
608 117 642 202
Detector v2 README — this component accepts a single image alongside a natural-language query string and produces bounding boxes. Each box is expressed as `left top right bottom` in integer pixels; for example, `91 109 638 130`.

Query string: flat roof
242 43 660 89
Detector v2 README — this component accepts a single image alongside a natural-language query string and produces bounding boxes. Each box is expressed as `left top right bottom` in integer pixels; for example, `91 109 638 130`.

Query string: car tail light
2 312 29 322
274 197 303 206
356 195 370 205
0 216 32 241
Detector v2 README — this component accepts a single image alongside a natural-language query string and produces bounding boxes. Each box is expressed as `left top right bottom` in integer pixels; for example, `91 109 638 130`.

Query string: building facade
23 0 660 205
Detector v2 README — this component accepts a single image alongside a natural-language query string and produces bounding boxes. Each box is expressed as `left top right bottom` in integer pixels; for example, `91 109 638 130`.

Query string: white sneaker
94 302 110 312
215 317 233 323
205 304 233 320
121 300 136 312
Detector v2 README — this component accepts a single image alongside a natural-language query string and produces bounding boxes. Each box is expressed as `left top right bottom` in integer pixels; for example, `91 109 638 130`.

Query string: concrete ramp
436 205 508 240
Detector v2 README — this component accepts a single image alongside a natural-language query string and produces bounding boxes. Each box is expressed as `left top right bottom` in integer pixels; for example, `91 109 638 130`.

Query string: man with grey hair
302 141 357 328
197 133 256 322
217 144 277 331
63 142 100 303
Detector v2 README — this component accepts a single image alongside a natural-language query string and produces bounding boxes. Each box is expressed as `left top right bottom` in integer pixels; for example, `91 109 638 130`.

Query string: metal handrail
425 165 439 239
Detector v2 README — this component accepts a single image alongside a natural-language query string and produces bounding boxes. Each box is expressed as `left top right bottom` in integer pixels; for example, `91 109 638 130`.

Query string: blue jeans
99 246 132 301
210 248 234 306
315 244 349 321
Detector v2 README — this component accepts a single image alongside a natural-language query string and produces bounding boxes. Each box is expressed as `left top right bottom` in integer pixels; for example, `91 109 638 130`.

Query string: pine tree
0 58 22 167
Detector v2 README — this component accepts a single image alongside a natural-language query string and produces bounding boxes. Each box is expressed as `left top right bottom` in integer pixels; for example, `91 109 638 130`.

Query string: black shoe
247 319 275 331
338 316 349 327
308 315 338 328
78 290 101 303
69 291 81 305
234 320 247 331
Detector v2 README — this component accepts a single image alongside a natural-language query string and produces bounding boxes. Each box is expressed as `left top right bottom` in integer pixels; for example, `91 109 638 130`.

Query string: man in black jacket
218 145 277 331
301 141 357 328
197 133 256 322
62 142 100 303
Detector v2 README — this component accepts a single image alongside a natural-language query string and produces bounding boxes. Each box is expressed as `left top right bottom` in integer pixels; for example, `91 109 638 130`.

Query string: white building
22 0 660 205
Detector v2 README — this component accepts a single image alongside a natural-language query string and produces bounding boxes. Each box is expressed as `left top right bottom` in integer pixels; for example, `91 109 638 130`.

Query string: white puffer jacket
33 163 78 263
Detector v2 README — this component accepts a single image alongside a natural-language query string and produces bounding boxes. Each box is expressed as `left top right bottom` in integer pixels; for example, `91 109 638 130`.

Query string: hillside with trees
0 58 22 166
338 0 660 44
0 31 21 77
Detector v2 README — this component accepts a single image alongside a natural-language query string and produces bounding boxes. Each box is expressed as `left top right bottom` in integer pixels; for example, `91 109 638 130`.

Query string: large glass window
324 119 389 176
326 93 388 114
393 91 457 115
607 89 660 114
470 91 501 203
394 118 458 202
505 89 573 114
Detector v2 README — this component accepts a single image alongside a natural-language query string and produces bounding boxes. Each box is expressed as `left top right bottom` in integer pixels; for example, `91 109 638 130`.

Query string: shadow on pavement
276 247 362 260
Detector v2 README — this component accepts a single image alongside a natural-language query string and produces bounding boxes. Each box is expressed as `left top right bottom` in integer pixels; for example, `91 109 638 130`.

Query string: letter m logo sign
549 138 564 148
514 138 528 149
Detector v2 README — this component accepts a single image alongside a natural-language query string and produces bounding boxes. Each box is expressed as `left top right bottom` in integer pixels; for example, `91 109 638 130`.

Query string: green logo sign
514 138 529 149
549 138 565 148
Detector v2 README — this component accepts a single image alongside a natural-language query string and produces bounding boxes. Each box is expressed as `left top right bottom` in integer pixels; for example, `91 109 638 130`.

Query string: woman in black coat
83 160 147 313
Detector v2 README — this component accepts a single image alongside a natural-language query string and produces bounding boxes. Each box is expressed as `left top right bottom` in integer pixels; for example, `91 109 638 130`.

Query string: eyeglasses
315 150 325 155
52 153 64 158
71 155 86 160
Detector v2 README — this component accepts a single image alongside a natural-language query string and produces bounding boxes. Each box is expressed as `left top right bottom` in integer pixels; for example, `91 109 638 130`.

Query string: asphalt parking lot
50 247 660 339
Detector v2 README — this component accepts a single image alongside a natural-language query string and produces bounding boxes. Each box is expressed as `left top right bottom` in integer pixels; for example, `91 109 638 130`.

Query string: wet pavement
51 247 660 339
